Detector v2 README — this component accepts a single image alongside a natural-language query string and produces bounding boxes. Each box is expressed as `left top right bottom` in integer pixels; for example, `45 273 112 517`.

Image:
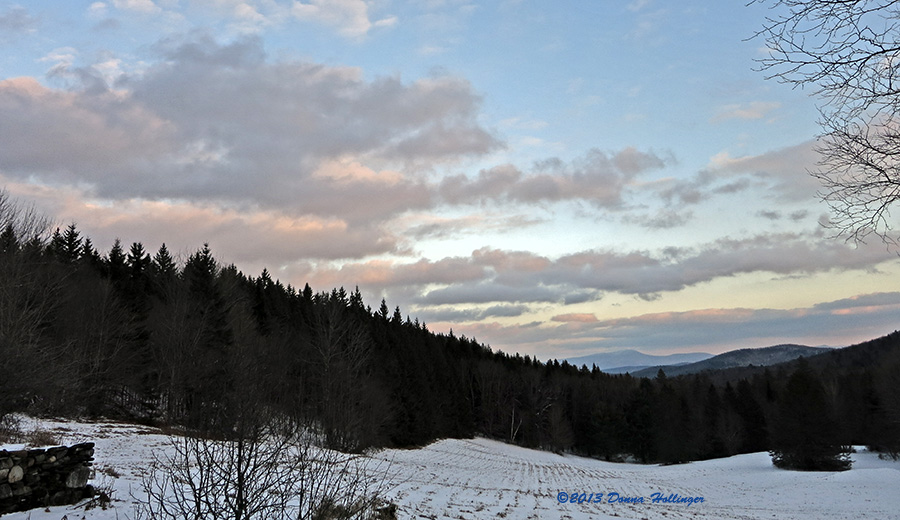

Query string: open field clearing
3 418 898 520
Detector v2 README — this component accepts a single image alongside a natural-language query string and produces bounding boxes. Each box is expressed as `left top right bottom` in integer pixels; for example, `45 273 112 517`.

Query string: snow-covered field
3 417 898 520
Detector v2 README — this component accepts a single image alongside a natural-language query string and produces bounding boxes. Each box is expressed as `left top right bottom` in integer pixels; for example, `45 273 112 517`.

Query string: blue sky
2 0 899 359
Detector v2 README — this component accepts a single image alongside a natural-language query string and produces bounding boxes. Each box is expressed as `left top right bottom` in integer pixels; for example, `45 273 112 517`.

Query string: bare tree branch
753 0 900 244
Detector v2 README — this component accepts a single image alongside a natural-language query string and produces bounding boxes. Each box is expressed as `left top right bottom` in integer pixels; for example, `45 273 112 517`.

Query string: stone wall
0 442 95 515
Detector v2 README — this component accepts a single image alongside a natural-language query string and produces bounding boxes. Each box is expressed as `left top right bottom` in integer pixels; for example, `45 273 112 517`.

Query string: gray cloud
418 281 571 305
789 210 809 222
0 6 38 41
455 292 900 358
414 303 532 324
403 213 543 241
653 141 820 209
657 169 757 207
708 141 821 202
812 292 900 311
8 187 400 263
309 255 490 289
439 147 672 208
543 233 895 295
324 231 899 307
585 293 900 352
0 35 500 227
622 208 693 229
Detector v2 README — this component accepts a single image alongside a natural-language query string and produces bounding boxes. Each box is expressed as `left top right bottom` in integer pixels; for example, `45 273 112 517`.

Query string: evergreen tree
702 384 727 459
349 286 364 310
184 244 219 296
80 237 101 268
735 379 768 453
61 223 82 263
152 243 177 281
770 360 851 471
128 242 151 279
47 227 65 258
106 238 128 281
378 298 389 321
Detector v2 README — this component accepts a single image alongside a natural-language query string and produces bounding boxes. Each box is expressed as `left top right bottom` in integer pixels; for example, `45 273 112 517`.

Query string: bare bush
134 415 392 520
24 425 61 447
0 413 22 443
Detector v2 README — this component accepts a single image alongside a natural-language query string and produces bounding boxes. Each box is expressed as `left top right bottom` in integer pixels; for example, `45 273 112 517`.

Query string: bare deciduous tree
310 296 375 452
754 0 900 244
0 190 59 415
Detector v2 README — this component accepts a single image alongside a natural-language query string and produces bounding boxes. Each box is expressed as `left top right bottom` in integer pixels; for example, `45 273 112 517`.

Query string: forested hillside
1 195 898 465
629 344 831 378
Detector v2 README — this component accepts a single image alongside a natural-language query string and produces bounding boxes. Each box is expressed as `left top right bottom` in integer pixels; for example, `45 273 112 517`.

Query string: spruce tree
152 243 177 280
128 242 150 278
106 238 127 281
61 223 82 263
770 359 851 471
80 237 101 268
47 227 65 258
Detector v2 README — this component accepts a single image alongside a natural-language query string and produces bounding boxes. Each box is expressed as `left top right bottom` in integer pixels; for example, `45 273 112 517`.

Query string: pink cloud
551 313 598 323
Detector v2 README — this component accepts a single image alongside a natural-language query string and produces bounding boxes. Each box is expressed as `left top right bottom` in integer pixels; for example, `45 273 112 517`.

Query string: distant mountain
565 349 713 372
630 344 832 378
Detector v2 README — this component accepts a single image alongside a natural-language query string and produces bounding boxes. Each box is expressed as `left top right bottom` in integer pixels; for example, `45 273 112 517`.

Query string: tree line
0 193 897 469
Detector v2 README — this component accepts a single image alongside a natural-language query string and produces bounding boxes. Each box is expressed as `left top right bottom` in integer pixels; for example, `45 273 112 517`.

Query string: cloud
552 313 598 323
112 0 161 14
401 213 543 241
88 2 109 17
627 0 651 12
292 230 898 309
789 210 809 221
0 36 500 227
291 0 396 38
356 233 894 305
187 0 291 33
711 101 781 123
418 281 568 305
812 292 900 312
0 6 38 44
655 169 756 207
304 256 489 289
585 293 900 352
453 292 900 359
706 141 820 201
653 141 819 207
622 208 694 229
439 147 672 208
0 180 398 262
414 303 531 324
0 77 174 172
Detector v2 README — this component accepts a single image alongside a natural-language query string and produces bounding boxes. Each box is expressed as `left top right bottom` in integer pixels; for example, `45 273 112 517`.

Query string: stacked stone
0 442 95 514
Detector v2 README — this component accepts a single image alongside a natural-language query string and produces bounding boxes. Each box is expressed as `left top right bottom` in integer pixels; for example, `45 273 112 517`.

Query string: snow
3 417 899 519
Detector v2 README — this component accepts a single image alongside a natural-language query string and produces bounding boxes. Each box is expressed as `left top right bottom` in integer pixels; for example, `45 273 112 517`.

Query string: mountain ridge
629 343 833 378
565 349 713 372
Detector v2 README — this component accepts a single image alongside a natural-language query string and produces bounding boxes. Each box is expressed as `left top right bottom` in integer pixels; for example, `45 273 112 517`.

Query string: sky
1 0 899 360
